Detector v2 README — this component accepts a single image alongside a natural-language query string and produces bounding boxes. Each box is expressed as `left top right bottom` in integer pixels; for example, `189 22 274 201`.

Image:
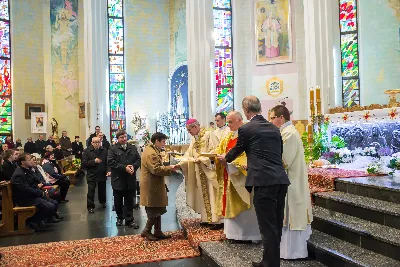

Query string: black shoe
29 222 45 232
227 239 252 244
116 219 123 226
126 220 139 229
50 216 61 223
252 262 264 267
133 204 139 210
60 199 69 203
88 208 94 213
200 222 210 227
209 224 224 230
101 203 107 208
55 212 64 220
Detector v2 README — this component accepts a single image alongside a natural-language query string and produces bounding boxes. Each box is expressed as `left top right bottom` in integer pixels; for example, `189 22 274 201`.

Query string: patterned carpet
180 218 226 253
0 231 199 267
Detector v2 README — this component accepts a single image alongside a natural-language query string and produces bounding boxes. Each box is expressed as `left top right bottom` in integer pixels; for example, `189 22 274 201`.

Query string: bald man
215 111 261 241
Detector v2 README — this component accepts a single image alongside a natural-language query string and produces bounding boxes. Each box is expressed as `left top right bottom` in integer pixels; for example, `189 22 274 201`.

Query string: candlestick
307 123 313 140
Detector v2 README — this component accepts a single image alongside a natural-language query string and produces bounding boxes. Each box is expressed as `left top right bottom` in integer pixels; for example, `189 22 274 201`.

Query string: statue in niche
348 125 366 150
367 125 387 149
51 118 59 138
391 130 400 153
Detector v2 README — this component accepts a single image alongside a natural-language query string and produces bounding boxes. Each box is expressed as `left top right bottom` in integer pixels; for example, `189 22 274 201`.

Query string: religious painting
255 0 292 65
266 76 284 97
31 112 47 133
261 98 293 121
78 102 85 118
169 63 189 120
25 103 45 119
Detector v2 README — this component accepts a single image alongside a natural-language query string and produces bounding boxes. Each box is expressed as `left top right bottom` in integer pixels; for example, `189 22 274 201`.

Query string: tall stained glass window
339 0 360 107
108 0 125 140
0 0 11 142
213 0 234 114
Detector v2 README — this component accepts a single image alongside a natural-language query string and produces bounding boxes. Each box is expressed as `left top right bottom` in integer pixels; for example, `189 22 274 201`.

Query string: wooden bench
0 181 36 236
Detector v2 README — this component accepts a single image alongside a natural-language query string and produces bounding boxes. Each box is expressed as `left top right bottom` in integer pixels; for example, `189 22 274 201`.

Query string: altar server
215 111 261 241
270 105 313 259
214 113 230 142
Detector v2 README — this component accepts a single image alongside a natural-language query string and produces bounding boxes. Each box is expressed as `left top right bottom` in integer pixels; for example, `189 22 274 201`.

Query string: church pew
0 181 36 236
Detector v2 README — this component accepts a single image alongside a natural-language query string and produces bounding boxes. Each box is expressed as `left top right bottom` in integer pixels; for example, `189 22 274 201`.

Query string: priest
270 105 313 259
215 111 261 242
178 118 221 228
214 113 230 142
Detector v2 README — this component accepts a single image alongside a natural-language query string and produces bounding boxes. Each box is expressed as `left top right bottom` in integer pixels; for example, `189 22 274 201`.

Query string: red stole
222 137 238 216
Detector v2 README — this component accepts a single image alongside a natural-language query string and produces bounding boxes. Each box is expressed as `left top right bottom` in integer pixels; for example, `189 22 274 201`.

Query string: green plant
331 135 346 149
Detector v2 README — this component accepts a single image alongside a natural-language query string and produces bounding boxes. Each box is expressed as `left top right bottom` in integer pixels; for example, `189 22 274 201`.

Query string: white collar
232 130 238 139
280 121 292 130
217 125 226 130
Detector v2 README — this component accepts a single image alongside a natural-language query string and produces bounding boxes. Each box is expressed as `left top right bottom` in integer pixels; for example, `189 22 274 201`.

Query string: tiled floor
0 174 209 266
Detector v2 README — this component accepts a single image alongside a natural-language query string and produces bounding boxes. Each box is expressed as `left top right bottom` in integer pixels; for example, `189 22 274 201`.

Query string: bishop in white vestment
179 119 221 225
270 105 313 259
215 111 261 241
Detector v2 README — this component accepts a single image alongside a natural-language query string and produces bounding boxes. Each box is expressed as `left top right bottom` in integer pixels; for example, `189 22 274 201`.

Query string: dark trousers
87 180 107 209
28 198 57 224
54 178 70 201
113 189 134 221
254 185 288 267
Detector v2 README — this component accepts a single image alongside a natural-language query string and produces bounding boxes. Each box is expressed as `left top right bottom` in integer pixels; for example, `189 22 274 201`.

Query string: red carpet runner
0 231 199 267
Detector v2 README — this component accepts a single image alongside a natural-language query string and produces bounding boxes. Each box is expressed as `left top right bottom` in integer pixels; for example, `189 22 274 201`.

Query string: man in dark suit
24 137 37 154
45 135 57 148
218 96 290 267
108 130 141 228
82 137 109 213
35 134 47 156
71 136 84 159
59 131 73 157
98 132 110 150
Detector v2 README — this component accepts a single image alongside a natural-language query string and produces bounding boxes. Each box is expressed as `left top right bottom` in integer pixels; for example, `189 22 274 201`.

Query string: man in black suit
24 137 37 154
218 96 290 267
108 130 141 228
45 135 57 148
71 136 84 159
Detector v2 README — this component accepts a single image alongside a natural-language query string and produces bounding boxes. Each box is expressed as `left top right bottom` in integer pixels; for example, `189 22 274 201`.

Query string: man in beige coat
140 132 180 241
270 105 313 259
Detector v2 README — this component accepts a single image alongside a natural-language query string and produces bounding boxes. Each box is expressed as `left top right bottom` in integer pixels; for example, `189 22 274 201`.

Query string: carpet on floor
0 231 199 267
308 168 370 194
180 218 226 253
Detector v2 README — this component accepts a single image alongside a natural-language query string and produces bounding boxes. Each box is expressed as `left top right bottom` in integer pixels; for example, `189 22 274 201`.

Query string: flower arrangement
363 147 379 158
387 153 400 173
366 160 384 174
141 129 152 147
131 112 146 135
71 158 81 171
322 148 353 164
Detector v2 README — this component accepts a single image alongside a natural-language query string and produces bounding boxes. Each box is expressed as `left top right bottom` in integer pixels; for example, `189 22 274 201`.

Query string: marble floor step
308 230 400 267
312 206 400 261
199 241 326 267
314 191 400 230
335 176 400 204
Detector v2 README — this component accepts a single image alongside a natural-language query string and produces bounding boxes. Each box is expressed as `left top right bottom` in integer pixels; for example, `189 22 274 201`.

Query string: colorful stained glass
110 93 125 120
340 34 359 77
0 115 11 134
0 21 10 58
0 59 11 96
0 106 11 116
213 10 232 47
0 0 9 20
339 0 359 107
108 18 124 54
215 48 233 86
339 0 357 32
108 0 123 17
110 65 124 73
108 0 125 138
0 97 11 107
213 0 231 8
109 56 123 64
0 136 6 143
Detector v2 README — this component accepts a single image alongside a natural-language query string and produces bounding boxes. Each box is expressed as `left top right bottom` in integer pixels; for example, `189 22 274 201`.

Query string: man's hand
95 158 102 163
106 172 111 177
171 165 180 171
45 190 49 198
38 183 43 189
193 159 200 164
217 154 227 166
126 165 134 175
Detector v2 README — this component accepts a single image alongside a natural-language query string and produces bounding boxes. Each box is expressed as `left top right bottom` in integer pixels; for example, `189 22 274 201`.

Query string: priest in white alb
178 119 222 229
270 105 313 259
215 111 261 242
214 113 230 142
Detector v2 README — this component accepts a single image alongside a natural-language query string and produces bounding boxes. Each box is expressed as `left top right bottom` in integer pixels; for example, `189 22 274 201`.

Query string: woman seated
42 152 70 203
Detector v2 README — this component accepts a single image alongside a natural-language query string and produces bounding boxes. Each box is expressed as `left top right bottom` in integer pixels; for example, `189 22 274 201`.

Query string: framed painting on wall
255 0 292 65
25 103 45 119
31 112 47 133
79 102 85 118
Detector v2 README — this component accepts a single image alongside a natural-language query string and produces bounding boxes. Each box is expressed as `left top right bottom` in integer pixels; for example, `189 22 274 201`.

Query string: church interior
0 0 399 266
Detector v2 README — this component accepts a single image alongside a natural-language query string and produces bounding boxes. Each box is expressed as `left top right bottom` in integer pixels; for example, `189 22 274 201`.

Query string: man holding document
178 119 222 228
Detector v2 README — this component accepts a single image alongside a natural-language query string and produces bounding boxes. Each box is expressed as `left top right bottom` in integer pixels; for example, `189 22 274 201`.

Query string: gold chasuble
179 127 220 223
215 132 250 219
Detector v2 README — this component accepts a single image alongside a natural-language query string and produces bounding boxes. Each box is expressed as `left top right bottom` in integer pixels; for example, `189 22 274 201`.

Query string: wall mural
50 0 79 130
169 0 187 70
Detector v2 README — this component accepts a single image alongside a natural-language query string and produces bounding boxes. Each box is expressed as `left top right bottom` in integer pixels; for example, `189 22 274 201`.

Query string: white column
186 0 214 126
83 0 109 138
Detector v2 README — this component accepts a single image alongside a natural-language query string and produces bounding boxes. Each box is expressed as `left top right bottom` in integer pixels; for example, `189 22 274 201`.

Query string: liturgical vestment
280 121 313 259
214 125 230 142
179 128 220 223
215 132 261 240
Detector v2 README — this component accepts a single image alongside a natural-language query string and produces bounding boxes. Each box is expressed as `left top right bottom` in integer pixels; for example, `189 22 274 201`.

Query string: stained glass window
213 0 234 114
339 0 360 107
108 0 125 140
0 0 11 140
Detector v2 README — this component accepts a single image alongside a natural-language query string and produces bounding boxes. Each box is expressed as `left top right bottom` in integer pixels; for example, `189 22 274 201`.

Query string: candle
310 88 315 116
316 86 321 101
307 123 313 138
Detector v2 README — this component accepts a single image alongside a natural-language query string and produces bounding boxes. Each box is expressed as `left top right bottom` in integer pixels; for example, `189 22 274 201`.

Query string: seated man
1 149 18 181
11 153 57 231
71 136 84 159
42 152 70 203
